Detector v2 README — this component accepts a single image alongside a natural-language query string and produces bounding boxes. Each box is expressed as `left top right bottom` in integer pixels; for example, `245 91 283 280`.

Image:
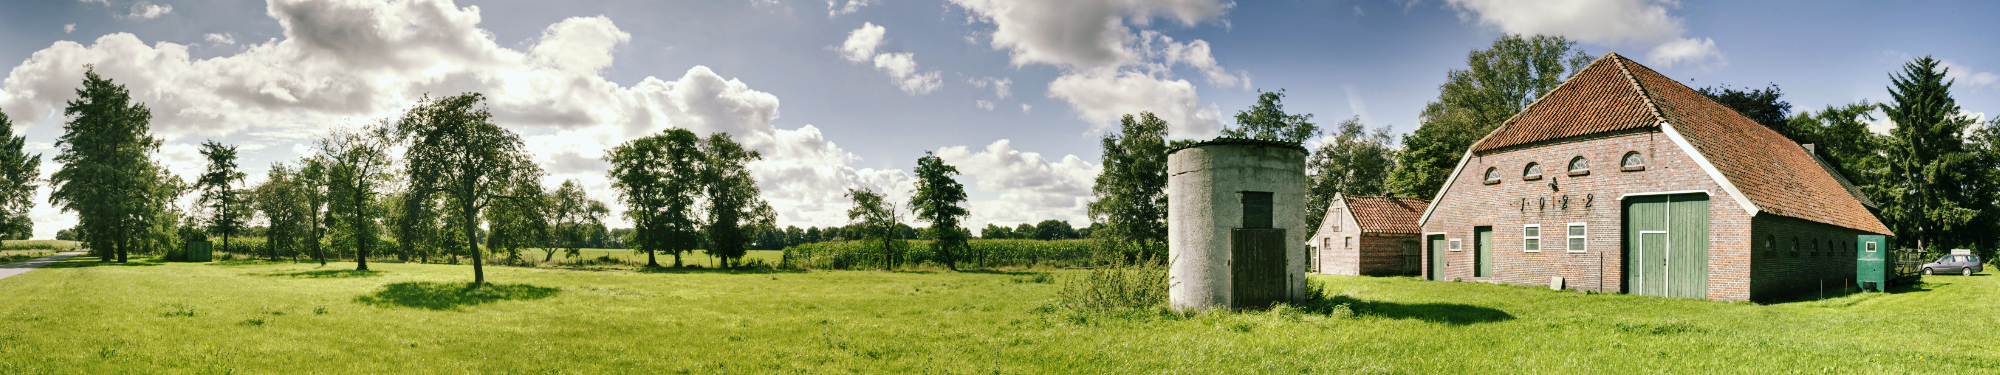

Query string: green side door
1429 234 1446 281
1475 227 1493 278
1624 193 1709 299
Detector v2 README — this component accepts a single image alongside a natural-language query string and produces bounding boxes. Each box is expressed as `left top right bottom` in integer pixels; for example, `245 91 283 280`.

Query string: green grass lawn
0 257 1994 373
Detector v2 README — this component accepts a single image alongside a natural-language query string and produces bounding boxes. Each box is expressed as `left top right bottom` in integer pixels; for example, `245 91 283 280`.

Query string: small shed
1166 138 1309 311
1311 193 1429 276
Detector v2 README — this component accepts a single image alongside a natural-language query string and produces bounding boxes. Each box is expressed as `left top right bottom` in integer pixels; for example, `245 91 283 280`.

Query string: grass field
0 256 1995 373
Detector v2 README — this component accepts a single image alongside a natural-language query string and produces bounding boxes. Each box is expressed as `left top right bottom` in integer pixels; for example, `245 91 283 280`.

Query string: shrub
1053 263 1168 312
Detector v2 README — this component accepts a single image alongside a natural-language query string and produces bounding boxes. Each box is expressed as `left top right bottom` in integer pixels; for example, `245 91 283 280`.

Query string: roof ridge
1466 52 1620 153
1611 54 1671 126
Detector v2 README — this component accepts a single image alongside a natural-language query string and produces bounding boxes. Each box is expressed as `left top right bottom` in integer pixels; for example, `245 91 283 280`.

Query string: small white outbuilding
1166 138 1309 311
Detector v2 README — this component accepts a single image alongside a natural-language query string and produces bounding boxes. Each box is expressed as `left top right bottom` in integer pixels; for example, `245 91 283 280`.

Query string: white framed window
1448 239 1462 252
1345 236 1354 248
1483 167 1500 184
1323 238 1331 250
1566 223 1586 252
1523 224 1541 252
1523 162 1544 180
1866 241 1878 252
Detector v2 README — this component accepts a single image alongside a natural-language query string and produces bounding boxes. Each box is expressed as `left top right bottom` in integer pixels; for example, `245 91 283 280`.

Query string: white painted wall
1166 143 1308 311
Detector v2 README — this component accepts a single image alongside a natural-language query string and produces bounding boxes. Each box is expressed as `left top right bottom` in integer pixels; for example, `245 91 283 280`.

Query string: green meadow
0 255 1994 373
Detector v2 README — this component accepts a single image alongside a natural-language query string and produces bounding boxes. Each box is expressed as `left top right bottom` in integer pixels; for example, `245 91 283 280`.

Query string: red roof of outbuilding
1464 53 1892 235
1345 195 1430 235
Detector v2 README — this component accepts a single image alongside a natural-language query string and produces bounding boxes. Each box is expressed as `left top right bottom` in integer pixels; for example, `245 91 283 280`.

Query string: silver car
1921 254 1984 276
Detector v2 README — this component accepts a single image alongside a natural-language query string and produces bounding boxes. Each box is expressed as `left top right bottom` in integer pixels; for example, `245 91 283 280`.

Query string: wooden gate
1623 194 1709 299
1231 228 1286 308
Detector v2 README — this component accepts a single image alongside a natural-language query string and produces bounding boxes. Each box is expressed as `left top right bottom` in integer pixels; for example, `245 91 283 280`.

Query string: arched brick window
1621 151 1645 171
1522 162 1543 180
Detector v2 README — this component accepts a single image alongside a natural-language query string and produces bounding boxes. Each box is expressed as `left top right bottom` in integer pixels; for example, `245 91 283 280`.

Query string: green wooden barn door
1474 227 1493 278
1623 194 1709 298
1429 234 1445 281
1667 195 1709 299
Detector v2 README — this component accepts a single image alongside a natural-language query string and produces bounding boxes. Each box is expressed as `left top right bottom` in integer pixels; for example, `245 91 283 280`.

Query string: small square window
1523 225 1541 252
1345 236 1354 248
1567 223 1586 252
1448 239 1462 251
1866 242 1878 252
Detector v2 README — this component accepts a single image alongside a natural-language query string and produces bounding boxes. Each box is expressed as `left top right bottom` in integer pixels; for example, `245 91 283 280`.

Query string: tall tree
50 66 176 263
397 93 540 284
0 110 41 240
254 162 310 261
1698 84 1800 142
1306 116 1399 228
1088 112 1170 262
846 187 905 270
1220 89 1318 143
1962 116 2000 257
1033 220 1076 240
1881 56 1979 253
606 128 705 268
909 151 969 270
1787 102 1885 188
700 133 770 268
1388 34 1592 198
544 179 607 262
298 158 331 265
196 141 249 254
319 124 395 271
485 171 548 265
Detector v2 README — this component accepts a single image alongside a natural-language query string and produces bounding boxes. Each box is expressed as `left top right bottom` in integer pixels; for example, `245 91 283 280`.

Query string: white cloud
1443 0 1725 69
838 23 942 95
79 0 109 6
975 99 995 110
64 24 75 34
1047 69 1221 138
827 0 877 17
839 22 885 63
1647 37 1725 69
935 140 1100 228
951 0 1243 137
968 76 1012 99
0 0 915 234
1139 31 1249 89
530 16 631 75
126 1 173 19
1939 60 2000 89
949 0 1232 69
204 33 236 45
1020 103 1032 113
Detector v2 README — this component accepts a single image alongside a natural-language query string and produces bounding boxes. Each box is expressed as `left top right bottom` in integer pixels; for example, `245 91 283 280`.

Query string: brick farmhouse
1416 52 1891 302
1311 194 1428 276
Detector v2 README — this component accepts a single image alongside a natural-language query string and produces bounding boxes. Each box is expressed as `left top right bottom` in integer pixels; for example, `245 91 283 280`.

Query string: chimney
1801 143 1816 154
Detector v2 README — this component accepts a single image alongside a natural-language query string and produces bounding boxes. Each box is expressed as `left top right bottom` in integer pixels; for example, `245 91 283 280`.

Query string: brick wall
1357 234 1419 276
1749 214 1868 301
1311 201 1360 275
1419 128 1770 301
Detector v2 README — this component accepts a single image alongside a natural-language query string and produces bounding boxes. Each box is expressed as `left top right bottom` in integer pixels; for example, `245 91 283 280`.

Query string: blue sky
0 0 1995 239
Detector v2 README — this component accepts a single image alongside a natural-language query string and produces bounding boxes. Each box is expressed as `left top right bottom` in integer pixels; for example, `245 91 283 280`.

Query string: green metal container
187 240 213 262
1855 235 1893 292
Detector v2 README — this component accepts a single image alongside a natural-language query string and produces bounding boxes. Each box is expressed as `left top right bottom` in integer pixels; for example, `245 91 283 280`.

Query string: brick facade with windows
1415 53 1891 302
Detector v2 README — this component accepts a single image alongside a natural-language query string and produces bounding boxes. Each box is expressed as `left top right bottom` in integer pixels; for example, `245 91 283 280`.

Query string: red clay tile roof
1345 195 1430 235
1467 53 1892 235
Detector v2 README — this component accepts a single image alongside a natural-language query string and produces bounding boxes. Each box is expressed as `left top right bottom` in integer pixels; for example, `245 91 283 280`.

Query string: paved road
0 251 88 280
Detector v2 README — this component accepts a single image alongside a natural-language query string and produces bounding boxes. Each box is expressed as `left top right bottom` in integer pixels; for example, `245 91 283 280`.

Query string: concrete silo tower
1166 138 1309 311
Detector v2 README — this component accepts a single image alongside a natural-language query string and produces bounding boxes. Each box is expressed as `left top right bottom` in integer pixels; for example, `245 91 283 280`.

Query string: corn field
781 239 1141 270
